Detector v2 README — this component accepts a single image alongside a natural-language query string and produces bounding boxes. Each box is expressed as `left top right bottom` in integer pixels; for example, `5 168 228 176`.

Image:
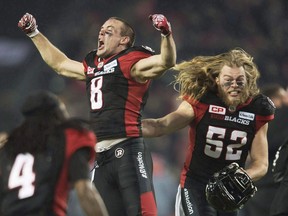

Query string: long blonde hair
173 48 260 100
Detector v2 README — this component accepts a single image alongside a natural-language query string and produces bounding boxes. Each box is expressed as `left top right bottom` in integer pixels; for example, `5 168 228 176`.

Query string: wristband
27 29 39 38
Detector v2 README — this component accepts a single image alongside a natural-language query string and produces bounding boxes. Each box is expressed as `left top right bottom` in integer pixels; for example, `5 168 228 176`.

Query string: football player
18 12 176 216
0 90 108 216
142 48 275 216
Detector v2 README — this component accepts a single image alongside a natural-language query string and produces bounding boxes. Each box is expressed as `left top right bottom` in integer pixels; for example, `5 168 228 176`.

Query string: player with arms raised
18 12 176 216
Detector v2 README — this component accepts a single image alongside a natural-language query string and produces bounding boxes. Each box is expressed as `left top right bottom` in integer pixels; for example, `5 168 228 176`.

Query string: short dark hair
109 17 135 47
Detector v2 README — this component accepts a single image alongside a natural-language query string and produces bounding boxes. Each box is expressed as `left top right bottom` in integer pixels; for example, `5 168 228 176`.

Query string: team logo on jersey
87 66 95 74
115 148 124 158
209 105 226 115
97 61 104 69
239 111 255 121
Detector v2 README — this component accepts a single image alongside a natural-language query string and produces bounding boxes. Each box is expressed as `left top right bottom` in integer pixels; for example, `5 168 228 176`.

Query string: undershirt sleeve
68 147 91 183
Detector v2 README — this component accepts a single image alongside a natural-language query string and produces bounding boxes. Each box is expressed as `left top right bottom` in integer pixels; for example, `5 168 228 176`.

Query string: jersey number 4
8 153 35 199
205 126 247 160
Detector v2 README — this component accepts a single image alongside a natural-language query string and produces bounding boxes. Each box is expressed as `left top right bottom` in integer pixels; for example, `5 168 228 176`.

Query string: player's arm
18 13 85 81
245 123 269 181
69 148 108 216
142 101 194 137
75 180 108 216
131 14 176 82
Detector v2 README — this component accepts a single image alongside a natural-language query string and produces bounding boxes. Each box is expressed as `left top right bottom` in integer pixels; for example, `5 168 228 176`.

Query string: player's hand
149 14 172 37
18 13 39 38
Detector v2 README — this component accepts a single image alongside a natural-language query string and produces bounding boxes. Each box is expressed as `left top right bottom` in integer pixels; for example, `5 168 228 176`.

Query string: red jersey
180 92 275 186
83 46 154 141
0 120 96 216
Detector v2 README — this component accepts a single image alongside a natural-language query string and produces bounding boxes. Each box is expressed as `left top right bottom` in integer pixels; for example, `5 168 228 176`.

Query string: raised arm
18 13 85 80
245 123 269 181
131 14 177 82
141 101 194 137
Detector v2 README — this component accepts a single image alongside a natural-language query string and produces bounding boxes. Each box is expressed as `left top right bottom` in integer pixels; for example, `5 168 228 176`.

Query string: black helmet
205 162 257 212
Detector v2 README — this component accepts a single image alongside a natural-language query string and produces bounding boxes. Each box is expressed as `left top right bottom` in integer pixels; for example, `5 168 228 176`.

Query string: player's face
216 65 248 108
97 19 126 58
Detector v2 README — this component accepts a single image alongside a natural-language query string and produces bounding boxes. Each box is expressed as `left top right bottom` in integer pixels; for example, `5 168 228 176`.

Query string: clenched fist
18 13 39 38
149 14 172 37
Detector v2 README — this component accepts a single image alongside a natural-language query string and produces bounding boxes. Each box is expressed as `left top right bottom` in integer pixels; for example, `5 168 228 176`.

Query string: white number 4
8 153 35 199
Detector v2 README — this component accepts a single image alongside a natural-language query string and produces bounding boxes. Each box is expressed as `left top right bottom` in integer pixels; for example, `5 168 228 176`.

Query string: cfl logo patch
115 148 124 158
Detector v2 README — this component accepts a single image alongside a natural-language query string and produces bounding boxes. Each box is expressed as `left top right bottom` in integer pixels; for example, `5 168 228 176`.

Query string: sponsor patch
209 105 226 115
104 60 117 70
87 66 95 74
239 111 255 121
137 152 147 178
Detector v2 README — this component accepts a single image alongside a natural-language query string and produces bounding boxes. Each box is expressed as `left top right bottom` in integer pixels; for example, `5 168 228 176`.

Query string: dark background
1 1 288 215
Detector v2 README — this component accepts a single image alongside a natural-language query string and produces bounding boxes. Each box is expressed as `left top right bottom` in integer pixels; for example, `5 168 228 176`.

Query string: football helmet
205 162 257 212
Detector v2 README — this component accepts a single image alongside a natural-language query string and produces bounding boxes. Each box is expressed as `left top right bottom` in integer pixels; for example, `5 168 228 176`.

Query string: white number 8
90 76 103 110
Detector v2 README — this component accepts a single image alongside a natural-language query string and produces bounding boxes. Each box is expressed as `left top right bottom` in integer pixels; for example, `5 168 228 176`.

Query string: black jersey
180 92 275 186
83 46 154 141
0 120 96 216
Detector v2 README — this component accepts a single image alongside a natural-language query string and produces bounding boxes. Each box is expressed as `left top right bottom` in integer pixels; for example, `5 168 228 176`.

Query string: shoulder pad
252 94 276 116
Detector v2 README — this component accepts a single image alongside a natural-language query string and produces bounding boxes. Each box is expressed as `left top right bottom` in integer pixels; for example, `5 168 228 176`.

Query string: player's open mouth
98 41 104 50
228 90 241 97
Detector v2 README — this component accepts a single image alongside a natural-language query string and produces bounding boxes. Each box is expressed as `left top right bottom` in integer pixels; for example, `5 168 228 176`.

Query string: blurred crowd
1 0 288 215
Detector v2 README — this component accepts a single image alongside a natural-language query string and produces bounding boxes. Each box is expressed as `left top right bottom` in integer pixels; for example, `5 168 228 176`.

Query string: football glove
149 14 172 37
18 13 39 38
206 162 257 212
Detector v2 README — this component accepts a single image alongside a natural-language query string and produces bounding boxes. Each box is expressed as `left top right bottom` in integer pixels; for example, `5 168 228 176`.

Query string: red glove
149 14 172 37
18 13 39 38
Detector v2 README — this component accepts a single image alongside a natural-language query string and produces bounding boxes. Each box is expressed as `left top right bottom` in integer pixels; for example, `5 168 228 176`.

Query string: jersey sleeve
254 94 276 131
69 148 91 182
183 95 209 124
65 128 96 165
119 47 153 80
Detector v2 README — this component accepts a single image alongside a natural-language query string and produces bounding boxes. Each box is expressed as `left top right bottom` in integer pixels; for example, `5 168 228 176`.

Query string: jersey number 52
205 126 247 160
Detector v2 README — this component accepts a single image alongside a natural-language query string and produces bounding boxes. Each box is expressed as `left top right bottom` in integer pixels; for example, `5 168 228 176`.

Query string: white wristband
27 29 39 38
